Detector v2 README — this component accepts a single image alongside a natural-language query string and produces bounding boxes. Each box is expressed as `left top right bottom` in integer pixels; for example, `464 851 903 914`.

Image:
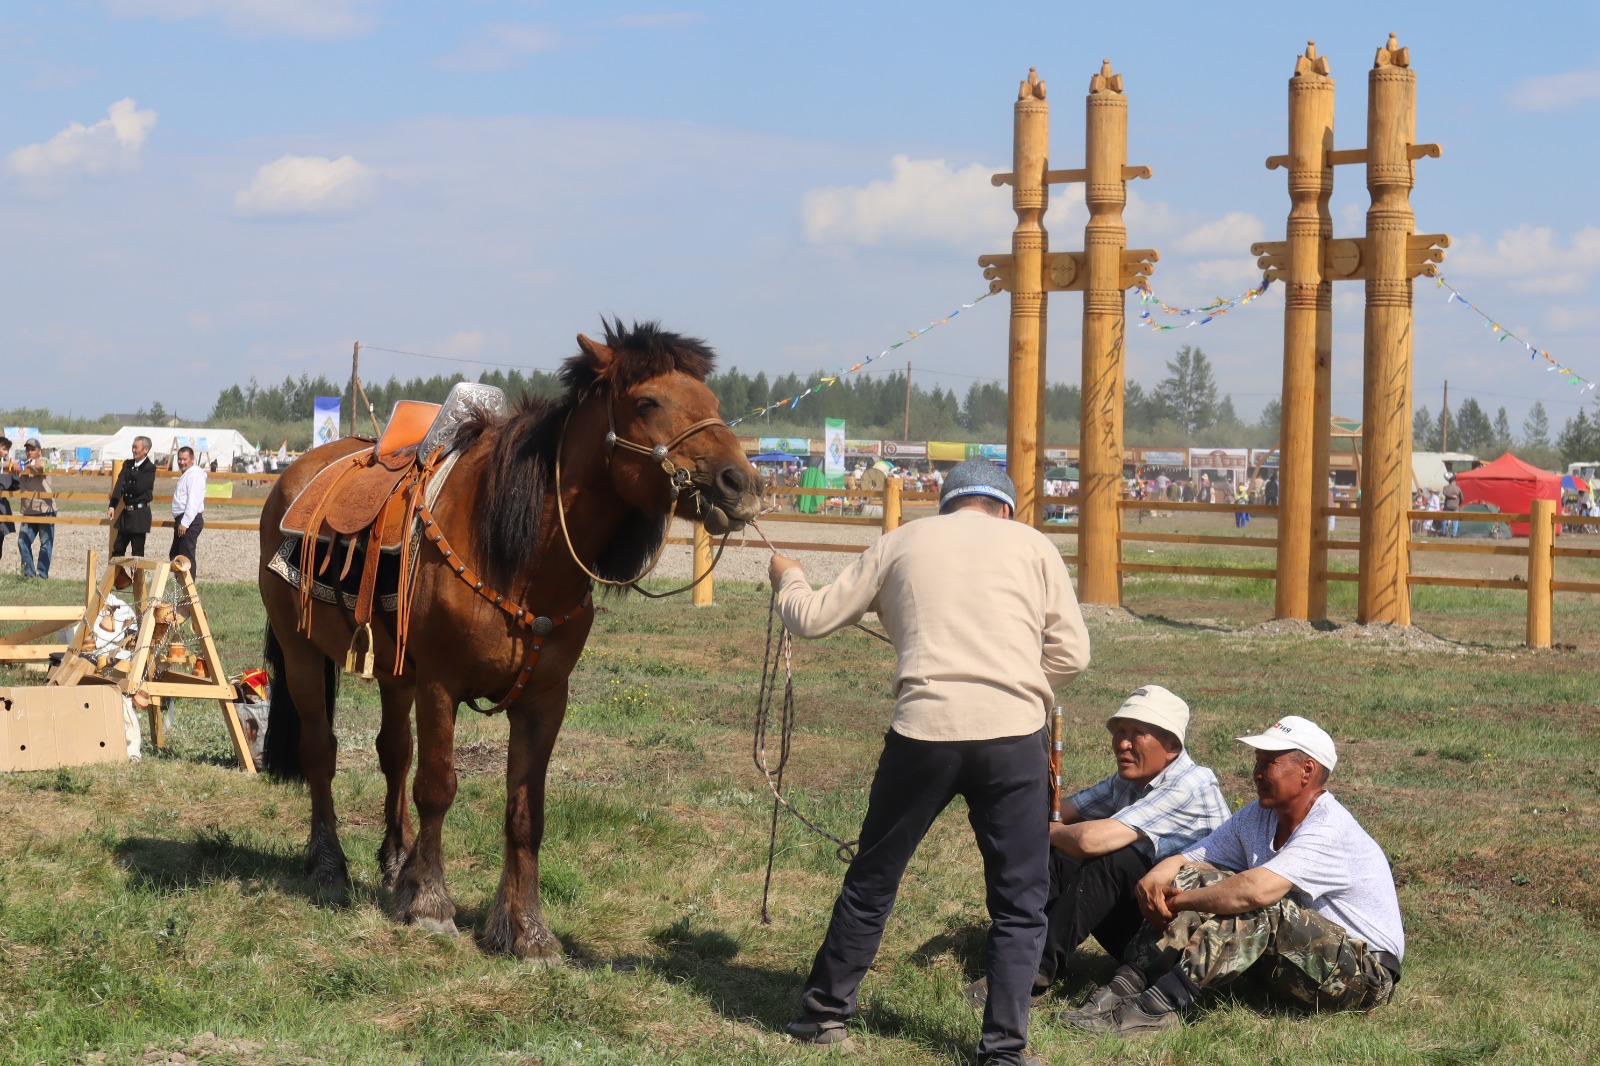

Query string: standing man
169 445 207 576
107 435 157 585
17 438 57 579
1441 472 1462 538
769 458 1090 1066
0 436 16 566
1067 715 1404 1037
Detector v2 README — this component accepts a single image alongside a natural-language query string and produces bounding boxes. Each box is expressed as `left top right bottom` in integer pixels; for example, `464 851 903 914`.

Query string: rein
553 393 733 597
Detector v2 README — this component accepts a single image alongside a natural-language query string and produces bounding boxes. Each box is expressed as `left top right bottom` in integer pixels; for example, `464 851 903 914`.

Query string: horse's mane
450 319 719 591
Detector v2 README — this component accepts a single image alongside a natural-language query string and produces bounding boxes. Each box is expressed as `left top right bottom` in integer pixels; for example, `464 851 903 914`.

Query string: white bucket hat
1108 685 1190 747
1236 715 1337 772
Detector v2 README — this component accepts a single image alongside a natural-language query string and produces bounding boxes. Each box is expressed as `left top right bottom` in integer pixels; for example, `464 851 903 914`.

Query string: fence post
691 520 714 607
882 477 902 533
1526 498 1553 648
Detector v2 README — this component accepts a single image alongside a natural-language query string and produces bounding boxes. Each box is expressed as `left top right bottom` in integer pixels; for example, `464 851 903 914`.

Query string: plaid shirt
1067 749 1230 861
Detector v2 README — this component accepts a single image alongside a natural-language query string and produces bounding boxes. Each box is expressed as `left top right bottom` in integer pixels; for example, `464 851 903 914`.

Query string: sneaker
963 974 1055 1011
1066 995 1181 1038
785 1016 853 1051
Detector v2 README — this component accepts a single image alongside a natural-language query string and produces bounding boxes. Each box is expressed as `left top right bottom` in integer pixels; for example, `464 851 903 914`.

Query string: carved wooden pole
1358 34 1419 626
979 64 1153 573
1003 69 1049 528
1271 43 1335 620
1078 61 1135 605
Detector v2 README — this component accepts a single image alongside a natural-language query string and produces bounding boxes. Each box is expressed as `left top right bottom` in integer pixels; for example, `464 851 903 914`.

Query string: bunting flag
1433 275 1596 394
1134 277 1274 331
726 290 997 427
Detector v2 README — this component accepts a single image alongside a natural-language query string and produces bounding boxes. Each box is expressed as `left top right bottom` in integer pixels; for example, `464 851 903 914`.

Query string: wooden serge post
1255 34 1446 623
882 476 903 533
1359 34 1443 626
980 62 1155 603
986 68 1050 528
1260 43 1336 621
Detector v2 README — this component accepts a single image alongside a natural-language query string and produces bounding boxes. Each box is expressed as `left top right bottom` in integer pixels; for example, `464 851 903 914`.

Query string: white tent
101 426 260 467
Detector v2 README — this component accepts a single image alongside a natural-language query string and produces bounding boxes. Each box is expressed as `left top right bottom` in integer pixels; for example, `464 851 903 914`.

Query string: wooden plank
1116 501 1280 517
0 618 77 646
0 646 67 661
1408 541 1529 557
1552 580 1600 594
0 606 89 621
755 513 880 527
1409 575 1526 591
1119 531 1279 549
1552 546 1600 560
1324 571 1360 582
1118 563 1277 580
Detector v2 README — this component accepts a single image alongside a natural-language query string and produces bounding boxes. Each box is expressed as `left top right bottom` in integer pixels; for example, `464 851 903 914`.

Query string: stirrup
344 623 376 679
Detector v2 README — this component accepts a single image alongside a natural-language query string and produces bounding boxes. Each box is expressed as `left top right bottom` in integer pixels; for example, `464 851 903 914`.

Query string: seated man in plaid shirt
1036 686 1229 996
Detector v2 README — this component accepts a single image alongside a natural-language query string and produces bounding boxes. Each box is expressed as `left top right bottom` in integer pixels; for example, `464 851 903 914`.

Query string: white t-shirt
1183 792 1405 960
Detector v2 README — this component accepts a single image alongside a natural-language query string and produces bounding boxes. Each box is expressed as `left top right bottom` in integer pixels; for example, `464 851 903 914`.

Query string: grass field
2 559 1599 1065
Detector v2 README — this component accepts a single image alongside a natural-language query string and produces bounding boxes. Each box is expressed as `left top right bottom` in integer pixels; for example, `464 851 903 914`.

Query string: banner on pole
313 397 342 447
823 418 846 487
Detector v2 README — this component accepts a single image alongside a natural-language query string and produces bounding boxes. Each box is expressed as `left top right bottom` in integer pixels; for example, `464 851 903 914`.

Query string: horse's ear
576 333 614 377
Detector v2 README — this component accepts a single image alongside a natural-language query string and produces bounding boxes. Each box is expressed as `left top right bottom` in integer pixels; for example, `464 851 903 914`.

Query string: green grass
2 569 1600 1064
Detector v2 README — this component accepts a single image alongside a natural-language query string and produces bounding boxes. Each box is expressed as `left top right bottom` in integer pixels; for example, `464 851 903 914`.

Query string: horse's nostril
717 465 750 498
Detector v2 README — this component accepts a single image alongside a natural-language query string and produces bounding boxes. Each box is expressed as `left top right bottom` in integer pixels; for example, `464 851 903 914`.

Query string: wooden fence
6 472 1587 648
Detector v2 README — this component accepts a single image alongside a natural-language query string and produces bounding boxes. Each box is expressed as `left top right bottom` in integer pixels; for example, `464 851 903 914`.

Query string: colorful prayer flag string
726 290 997 427
1134 277 1274 332
1433 276 1596 394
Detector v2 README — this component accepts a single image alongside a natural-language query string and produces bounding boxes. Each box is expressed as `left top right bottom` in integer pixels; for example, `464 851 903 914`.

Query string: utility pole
903 361 912 441
1440 379 1449 452
350 341 361 439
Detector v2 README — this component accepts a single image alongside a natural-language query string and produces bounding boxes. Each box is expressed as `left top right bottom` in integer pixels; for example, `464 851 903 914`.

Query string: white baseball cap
1236 715 1337 772
1109 685 1190 747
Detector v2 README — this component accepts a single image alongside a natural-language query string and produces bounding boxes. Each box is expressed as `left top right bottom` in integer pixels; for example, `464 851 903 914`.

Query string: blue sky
4 1 1599 436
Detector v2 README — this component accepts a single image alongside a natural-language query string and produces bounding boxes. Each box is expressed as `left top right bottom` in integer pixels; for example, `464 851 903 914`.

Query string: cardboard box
0 685 129 772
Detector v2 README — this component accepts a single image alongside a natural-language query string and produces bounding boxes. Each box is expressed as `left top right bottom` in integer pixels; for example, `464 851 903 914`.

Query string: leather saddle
278 382 508 676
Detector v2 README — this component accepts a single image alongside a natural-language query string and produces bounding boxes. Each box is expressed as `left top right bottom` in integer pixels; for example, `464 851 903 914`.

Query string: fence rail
9 468 1592 648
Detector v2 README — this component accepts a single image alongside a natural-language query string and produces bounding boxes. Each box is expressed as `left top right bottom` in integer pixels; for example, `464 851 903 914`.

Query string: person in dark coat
107 436 157 577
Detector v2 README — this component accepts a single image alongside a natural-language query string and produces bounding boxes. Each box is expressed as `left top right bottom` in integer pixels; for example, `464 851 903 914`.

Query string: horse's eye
636 396 661 413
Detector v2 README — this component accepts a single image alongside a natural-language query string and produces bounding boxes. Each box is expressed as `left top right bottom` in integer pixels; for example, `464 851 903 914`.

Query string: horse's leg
375 678 416 888
282 634 349 899
391 679 458 934
484 687 568 963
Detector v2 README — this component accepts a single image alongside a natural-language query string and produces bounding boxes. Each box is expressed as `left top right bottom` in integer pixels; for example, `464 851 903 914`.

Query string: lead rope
751 519 889 924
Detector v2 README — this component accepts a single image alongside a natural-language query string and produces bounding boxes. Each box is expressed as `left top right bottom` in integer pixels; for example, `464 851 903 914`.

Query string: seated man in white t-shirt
1065 715 1404 1037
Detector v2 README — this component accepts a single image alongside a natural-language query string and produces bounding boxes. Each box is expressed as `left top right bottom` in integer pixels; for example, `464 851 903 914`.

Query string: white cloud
801 155 1015 250
233 154 376 218
434 23 565 71
1448 225 1600 292
1188 258 1263 287
441 330 487 358
1174 211 1266 256
1508 67 1600 111
106 0 381 40
6 97 157 179
594 12 707 30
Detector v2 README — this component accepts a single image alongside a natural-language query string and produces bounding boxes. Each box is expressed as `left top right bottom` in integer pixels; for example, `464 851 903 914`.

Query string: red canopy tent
1453 453 1563 537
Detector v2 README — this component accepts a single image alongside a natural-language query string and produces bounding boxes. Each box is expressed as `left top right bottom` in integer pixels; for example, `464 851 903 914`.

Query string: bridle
554 386 734 592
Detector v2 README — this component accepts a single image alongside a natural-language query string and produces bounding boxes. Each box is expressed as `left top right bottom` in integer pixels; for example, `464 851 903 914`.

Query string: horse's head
571 323 762 534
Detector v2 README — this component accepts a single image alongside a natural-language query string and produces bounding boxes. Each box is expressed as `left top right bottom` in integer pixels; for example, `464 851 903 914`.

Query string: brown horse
257 321 761 960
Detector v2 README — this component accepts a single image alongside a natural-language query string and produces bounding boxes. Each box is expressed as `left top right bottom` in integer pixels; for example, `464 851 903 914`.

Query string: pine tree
1413 406 1435 450
1258 398 1282 434
1557 409 1599 467
1155 345 1219 436
1492 407 1513 456
1522 401 1550 449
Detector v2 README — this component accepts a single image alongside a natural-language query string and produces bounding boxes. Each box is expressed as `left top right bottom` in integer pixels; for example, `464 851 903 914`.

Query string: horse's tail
261 620 338 780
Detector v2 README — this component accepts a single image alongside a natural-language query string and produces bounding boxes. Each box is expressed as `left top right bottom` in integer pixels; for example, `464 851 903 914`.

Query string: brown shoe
113 567 133 590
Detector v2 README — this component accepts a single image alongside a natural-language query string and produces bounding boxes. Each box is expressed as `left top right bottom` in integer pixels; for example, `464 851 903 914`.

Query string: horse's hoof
519 951 566 970
408 915 459 937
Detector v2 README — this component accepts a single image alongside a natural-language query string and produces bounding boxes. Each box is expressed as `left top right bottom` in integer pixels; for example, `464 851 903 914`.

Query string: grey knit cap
940 457 1016 510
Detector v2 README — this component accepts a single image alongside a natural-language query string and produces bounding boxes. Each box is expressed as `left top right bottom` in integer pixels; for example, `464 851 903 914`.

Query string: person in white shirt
169 446 207 576
1066 715 1404 1037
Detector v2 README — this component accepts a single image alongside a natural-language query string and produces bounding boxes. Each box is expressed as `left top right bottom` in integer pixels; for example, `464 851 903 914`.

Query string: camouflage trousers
1127 864 1395 1012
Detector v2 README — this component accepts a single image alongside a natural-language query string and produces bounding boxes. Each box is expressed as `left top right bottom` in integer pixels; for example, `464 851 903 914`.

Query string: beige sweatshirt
775 508 1090 741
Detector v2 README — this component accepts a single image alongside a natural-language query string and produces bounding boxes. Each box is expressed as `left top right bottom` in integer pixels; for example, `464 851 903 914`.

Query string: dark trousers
1037 844 1152 987
169 514 203 577
112 528 147 558
799 728 1049 1065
